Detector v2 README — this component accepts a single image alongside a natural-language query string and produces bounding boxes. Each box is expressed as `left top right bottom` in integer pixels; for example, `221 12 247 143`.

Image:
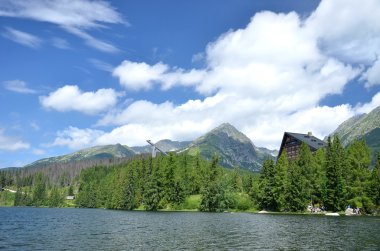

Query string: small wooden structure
278 132 326 160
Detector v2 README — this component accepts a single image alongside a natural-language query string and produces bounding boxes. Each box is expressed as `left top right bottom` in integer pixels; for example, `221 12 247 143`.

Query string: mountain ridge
186 123 274 171
329 106 380 146
22 123 274 171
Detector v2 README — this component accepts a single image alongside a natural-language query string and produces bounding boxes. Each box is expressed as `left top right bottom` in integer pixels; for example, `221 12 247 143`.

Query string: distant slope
23 124 275 171
360 127 380 163
25 144 136 169
131 139 191 154
330 106 380 146
186 123 274 172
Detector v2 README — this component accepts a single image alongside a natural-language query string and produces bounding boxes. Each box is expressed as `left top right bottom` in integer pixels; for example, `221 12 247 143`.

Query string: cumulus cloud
112 60 205 91
39 85 121 115
0 129 30 151
2 27 42 48
306 0 380 65
355 92 380 114
105 7 360 147
364 59 380 87
3 79 37 94
48 126 105 149
51 0 380 150
0 0 124 53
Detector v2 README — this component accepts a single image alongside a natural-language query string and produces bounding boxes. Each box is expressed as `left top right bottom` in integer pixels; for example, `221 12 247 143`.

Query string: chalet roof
286 132 326 150
278 132 326 158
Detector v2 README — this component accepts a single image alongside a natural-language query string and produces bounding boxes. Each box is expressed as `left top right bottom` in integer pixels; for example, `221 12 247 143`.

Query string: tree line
1 137 379 213
75 154 255 212
258 137 380 213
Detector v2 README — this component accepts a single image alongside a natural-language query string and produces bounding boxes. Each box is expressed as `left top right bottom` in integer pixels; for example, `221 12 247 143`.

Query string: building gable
278 132 326 160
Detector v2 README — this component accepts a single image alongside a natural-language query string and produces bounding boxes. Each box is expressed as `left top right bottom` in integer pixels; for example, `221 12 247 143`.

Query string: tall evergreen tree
346 140 371 200
258 159 276 211
325 136 347 211
48 186 64 207
273 152 289 211
200 155 226 212
368 152 380 206
287 162 308 211
32 173 47 207
297 142 316 205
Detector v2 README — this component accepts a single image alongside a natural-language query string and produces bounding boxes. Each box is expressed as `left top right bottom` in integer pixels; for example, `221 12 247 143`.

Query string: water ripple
0 208 380 250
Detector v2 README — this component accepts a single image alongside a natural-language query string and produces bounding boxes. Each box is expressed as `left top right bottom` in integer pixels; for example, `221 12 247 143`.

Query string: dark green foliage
48 187 64 207
324 136 347 211
297 143 316 203
5 135 378 213
67 186 74 196
286 162 308 212
14 187 31 206
74 154 234 212
32 173 47 206
273 153 289 211
199 155 228 212
258 159 276 211
255 136 377 213
368 152 380 206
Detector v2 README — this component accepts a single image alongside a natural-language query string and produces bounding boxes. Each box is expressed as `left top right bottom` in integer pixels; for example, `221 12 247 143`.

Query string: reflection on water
0 207 379 250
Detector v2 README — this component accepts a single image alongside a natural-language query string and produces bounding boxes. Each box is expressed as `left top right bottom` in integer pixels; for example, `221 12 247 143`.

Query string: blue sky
1 0 380 168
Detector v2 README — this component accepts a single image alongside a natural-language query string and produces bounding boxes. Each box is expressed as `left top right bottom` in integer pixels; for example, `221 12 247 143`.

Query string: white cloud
355 92 380 114
0 0 124 53
51 37 70 49
306 0 380 65
49 126 104 149
39 85 121 115
63 26 119 53
0 129 30 151
32 148 45 155
2 27 42 48
3 79 37 94
113 61 205 90
0 0 124 28
52 0 380 150
363 59 380 87
88 58 113 72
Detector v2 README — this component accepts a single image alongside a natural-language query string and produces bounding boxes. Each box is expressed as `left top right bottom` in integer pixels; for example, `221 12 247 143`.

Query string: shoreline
2 205 379 216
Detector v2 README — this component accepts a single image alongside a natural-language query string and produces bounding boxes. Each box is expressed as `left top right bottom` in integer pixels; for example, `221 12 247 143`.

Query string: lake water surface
0 207 379 250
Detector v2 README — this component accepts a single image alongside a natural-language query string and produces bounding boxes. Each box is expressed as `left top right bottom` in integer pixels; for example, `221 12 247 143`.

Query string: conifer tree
143 157 161 211
368 152 380 206
32 173 47 206
258 159 276 211
297 142 316 205
313 148 326 204
200 155 225 212
287 162 308 211
48 186 63 207
346 140 371 200
325 136 347 211
273 152 289 211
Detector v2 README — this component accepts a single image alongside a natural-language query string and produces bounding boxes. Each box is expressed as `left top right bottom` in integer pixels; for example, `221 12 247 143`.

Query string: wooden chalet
278 132 326 161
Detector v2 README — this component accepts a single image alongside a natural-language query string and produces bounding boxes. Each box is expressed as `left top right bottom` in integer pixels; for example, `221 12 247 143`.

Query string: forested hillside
1 138 379 213
75 154 256 211
259 137 380 213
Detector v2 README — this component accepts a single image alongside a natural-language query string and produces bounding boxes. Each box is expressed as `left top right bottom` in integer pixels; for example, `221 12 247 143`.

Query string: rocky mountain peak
207 123 253 145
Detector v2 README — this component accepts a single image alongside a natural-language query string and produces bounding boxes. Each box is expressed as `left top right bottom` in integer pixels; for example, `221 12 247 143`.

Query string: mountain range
185 123 275 171
329 105 380 161
19 105 380 171
25 123 276 172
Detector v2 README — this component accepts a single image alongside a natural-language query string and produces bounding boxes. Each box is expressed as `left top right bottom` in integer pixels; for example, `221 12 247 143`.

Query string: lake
0 207 379 250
